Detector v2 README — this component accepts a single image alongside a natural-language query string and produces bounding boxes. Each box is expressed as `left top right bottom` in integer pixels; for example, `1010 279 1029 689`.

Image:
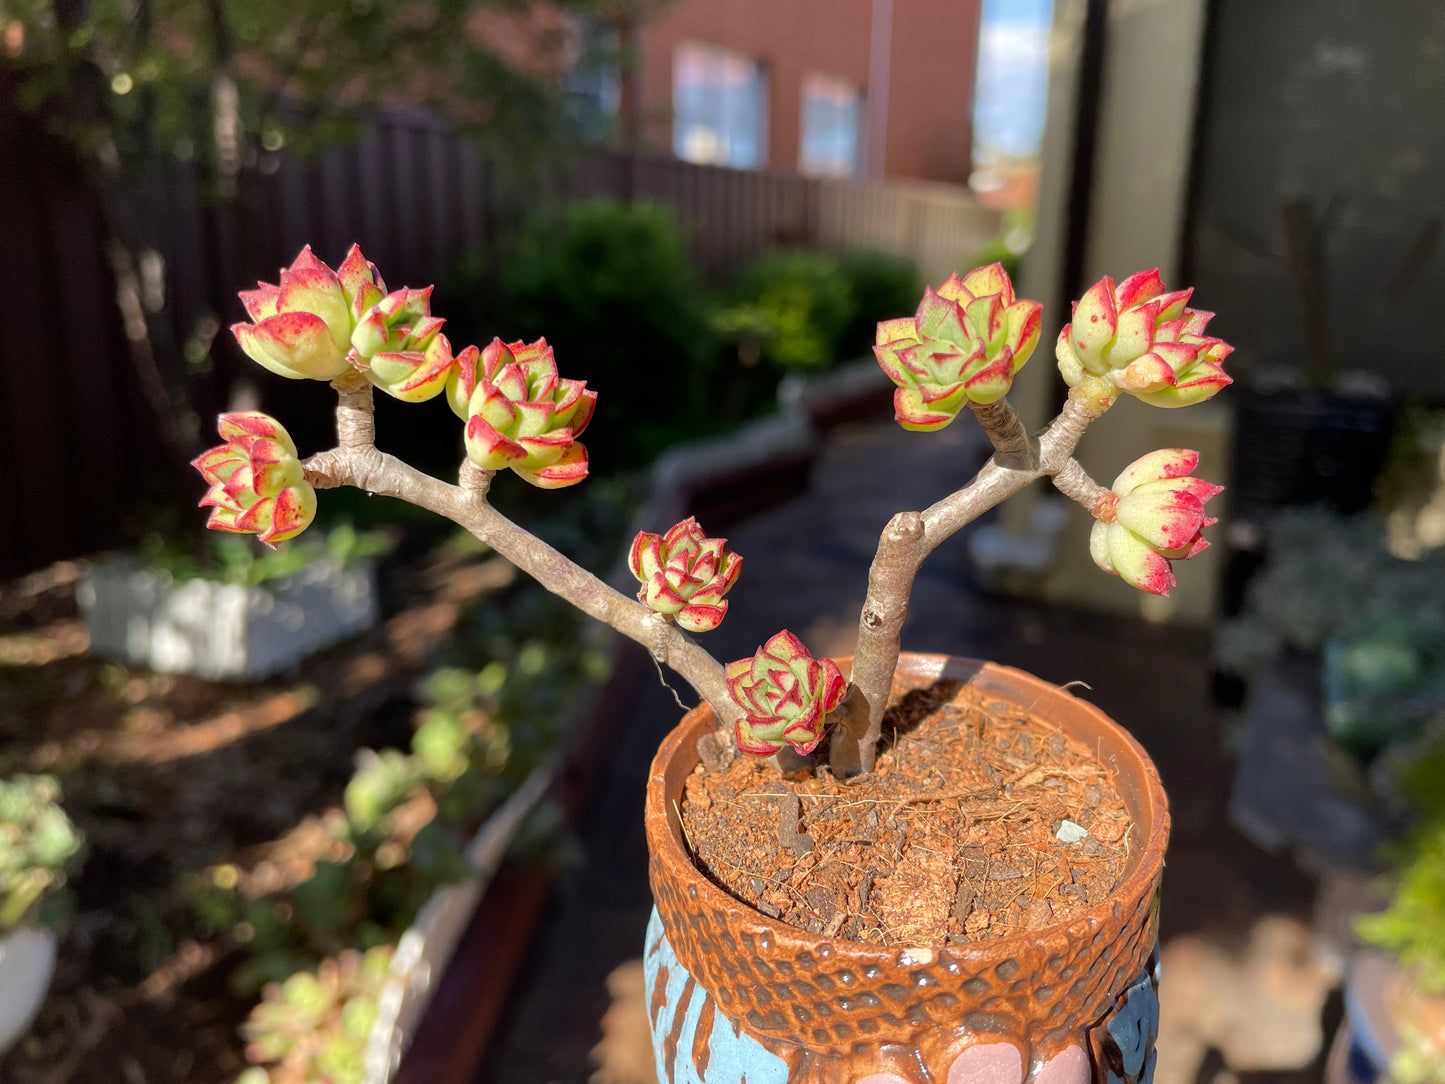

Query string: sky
972 0 1054 163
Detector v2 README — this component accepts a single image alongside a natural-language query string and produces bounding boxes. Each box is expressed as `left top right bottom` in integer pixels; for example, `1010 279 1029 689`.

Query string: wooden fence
0 104 998 578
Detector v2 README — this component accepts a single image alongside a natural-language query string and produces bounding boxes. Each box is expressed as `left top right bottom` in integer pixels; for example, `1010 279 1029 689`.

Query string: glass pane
673 41 767 169
799 73 862 179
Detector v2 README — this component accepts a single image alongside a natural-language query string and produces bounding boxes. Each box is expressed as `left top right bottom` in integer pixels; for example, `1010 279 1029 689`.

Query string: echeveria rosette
462 338 597 489
873 263 1043 431
1089 448 1224 597
232 245 386 382
724 631 848 757
192 412 317 547
628 518 742 633
1055 270 1234 408
349 286 454 402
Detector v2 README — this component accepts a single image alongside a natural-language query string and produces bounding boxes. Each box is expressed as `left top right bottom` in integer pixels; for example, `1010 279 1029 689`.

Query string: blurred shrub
1217 509 1445 760
836 250 924 361
963 208 1035 288
713 248 927 373
1356 815 1445 995
712 250 855 372
440 199 742 469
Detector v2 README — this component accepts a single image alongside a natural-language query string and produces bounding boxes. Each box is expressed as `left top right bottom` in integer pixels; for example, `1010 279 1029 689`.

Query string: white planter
0 926 58 1054
363 760 556 1083
78 558 379 681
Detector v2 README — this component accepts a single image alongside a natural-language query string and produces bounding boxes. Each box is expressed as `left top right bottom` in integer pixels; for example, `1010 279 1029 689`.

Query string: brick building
622 0 983 184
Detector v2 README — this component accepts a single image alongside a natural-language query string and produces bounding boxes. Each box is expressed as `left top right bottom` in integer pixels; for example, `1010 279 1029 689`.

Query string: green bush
836 250 924 361
1356 816 1445 994
440 199 735 469
713 250 855 372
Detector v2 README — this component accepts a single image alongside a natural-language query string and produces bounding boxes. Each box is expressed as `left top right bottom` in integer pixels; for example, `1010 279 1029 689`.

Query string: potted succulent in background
0 775 84 1055
196 242 1232 1081
1331 735 1445 1084
235 945 395 1084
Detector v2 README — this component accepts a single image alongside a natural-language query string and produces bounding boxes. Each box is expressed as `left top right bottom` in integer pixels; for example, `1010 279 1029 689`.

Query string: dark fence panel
0 106 997 579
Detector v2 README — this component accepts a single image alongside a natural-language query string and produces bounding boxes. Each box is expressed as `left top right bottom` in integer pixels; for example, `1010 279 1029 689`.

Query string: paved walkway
476 418 1332 1084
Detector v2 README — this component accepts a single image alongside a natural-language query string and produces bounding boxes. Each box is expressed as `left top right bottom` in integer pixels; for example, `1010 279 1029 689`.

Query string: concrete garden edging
78 557 379 681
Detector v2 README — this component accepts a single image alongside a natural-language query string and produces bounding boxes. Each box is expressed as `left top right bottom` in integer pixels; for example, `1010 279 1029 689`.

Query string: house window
799 73 862 178
563 21 622 143
673 42 768 169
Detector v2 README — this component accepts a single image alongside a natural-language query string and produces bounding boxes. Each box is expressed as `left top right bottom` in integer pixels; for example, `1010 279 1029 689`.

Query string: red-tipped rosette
628 518 742 633
724 631 847 757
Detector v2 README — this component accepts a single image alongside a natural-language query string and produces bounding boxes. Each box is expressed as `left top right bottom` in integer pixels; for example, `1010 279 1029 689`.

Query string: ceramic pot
0 925 58 1054
643 655 1169 1084
1327 951 1445 1084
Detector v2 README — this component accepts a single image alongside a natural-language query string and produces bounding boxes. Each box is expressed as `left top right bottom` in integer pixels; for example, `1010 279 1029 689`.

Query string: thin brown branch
840 379 1117 775
968 397 1037 470
1052 458 1112 515
301 380 737 725
331 371 376 448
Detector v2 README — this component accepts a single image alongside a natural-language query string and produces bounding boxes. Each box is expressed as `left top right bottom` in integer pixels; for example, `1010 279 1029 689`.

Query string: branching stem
842 377 1117 774
303 379 739 726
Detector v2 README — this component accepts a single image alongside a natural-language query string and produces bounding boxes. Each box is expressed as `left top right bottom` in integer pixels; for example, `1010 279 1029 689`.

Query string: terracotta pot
643 655 1170 1084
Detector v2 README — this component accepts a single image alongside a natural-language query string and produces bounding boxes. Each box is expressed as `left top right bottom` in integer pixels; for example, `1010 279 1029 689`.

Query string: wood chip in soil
681 678 1134 947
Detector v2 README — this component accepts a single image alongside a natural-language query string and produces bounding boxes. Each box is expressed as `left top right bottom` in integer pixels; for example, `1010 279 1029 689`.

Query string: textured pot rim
645 653 1170 964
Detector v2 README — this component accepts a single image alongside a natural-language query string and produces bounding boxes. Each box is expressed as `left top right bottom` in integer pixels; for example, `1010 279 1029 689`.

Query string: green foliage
1356 817 1445 995
963 208 1035 285
446 198 735 468
237 944 393 1084
7 0 605 170
712 250 856 372
836 250 924 361
0 775 85 933
206 574 608 992
136 523 393 588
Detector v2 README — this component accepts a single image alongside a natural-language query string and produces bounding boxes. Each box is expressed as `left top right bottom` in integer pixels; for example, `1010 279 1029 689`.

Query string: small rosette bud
724 631 847 757
1055 270 1233 408
192 412 317 547
445 337 506 420
462 337 598 489
1089 448 1223 597
873 262 1043 431
628 518 742 633
232 245 386 381
349 286 452 402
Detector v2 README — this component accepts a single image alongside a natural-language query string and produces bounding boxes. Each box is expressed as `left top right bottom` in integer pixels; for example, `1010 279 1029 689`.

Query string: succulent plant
1088 448 1223 597
205 243 1234 777
233 246 387 382
343 749 423 837
1054 270 1233 408
0 775 84 933
349 288 452 402
725 631 848 756
872 263 1043 430
457 337 597 489
193 412 317 547
628 518 742 633
238 945 393 1084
